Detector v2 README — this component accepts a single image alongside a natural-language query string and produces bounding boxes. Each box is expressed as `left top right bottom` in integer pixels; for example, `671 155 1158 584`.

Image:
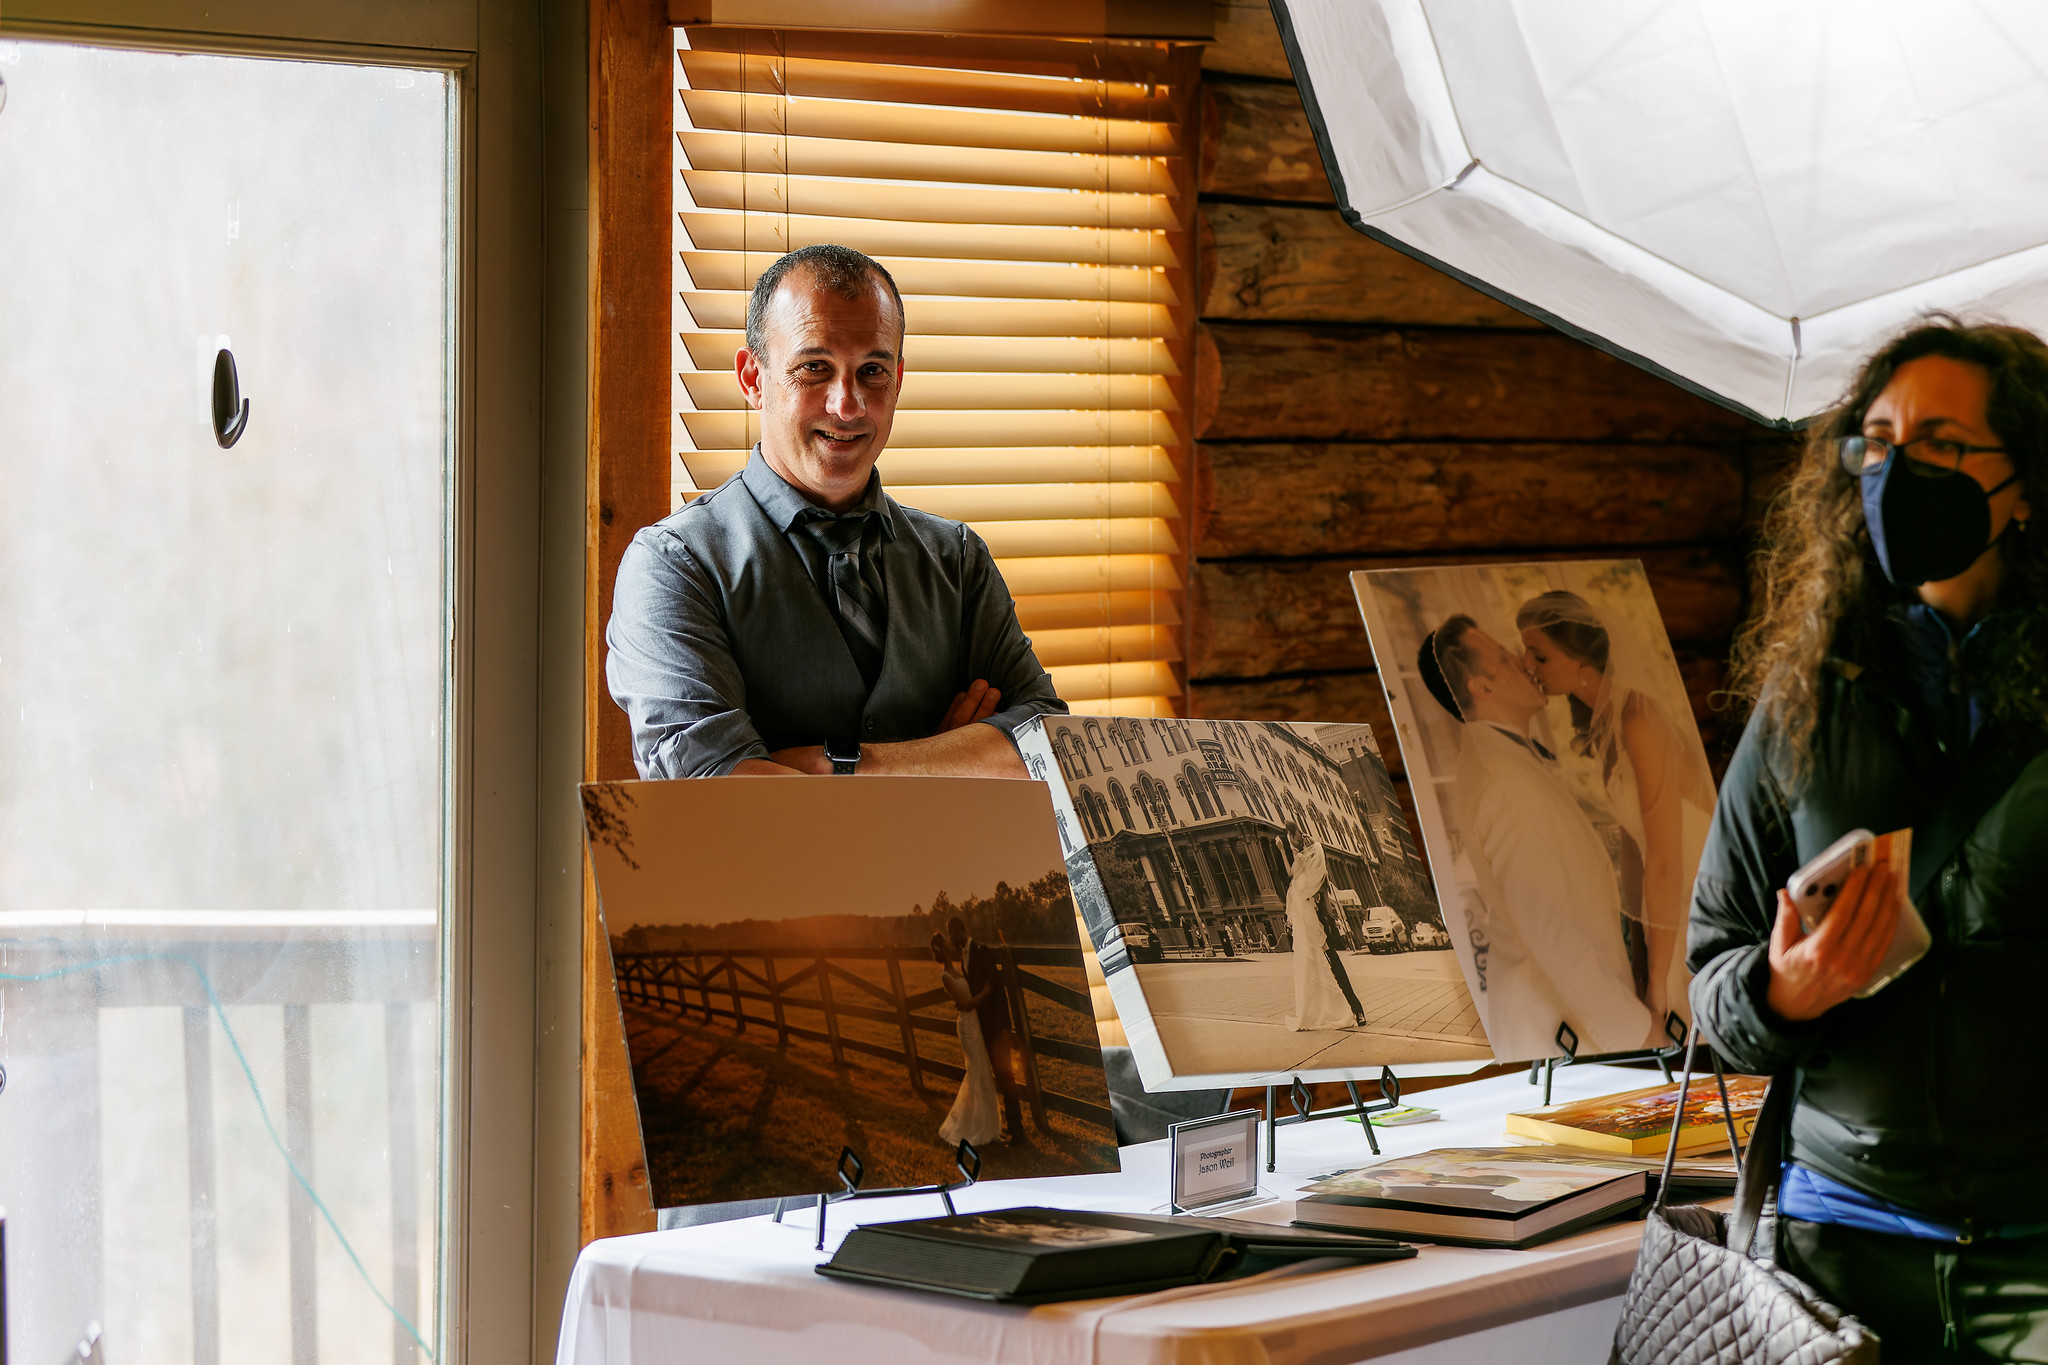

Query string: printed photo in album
1352 560 1718 1063
1017 715 1492 1090
580 776 1119 1209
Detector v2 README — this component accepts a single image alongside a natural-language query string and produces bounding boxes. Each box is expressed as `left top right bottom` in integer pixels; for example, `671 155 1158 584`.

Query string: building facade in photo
1028 717 1445 955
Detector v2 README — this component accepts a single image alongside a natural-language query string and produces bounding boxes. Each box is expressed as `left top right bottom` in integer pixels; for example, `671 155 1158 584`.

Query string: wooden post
384 1001 420 1365
765 954 789 1048
1001 942 1048 1134
694 951 713 1023
182 1007 221 1365
579 0 671 1249
885 951 923 1095
283 1004 318 1365
724 954 746 1033
817 958 846 1069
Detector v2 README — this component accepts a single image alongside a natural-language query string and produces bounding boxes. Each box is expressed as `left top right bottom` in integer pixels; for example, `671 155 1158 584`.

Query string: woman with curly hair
1690 318 2048 1360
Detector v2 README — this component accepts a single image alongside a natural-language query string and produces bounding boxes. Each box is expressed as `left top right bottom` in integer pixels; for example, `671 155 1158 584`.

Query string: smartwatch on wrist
824 737 861 776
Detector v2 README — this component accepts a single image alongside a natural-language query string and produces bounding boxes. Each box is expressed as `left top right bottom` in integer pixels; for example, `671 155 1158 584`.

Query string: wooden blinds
672 28 1196 717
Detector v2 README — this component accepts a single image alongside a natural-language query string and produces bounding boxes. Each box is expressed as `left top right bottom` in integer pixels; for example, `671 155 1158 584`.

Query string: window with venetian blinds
670 28 1195 717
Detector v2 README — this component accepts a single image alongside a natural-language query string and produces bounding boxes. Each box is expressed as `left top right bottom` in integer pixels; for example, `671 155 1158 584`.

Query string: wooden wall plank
1194 441 1745 559
1201 0 1292 80
1194 668 1398 738
1198 203 1538 327
1198 77 1334 204
583 0 671 1247
1189 547 1743 680
1190 652 1734 773
1195 324 1755 443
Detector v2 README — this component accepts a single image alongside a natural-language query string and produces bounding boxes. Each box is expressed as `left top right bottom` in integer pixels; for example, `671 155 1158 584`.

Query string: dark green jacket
1688 621 2048 1228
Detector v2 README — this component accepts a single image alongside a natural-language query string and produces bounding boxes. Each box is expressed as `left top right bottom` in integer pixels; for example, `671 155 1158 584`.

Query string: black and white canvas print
581 776 1119 1209
1352 560 1717 1063
1017 716 1491 1090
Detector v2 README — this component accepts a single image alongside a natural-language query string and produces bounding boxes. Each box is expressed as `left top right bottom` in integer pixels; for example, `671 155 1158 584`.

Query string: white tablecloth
557 1064 1677 1365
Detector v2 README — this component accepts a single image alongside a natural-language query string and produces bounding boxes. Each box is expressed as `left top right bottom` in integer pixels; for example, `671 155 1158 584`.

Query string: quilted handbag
1610 1027 1878 1363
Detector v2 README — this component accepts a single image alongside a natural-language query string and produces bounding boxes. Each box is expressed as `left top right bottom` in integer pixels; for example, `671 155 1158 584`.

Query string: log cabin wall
1184 2 1791 795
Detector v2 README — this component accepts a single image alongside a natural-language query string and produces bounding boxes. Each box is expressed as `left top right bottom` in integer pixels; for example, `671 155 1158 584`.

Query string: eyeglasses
1837 435 2007 479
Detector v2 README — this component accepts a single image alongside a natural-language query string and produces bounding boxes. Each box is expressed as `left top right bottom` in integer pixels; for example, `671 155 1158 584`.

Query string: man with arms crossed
1418 616 1659 1056
608 244 1066 777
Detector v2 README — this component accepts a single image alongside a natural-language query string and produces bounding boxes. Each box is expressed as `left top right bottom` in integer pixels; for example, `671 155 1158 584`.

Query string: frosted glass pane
0 39 450 1365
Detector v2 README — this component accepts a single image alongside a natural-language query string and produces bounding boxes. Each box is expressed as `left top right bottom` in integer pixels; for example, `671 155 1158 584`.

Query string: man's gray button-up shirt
605 450 1068 777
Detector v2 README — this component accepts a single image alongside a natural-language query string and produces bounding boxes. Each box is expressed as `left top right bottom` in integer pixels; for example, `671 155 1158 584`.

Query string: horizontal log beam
1193 669 1397 753
1190 547 1744 679
1198 203 1538 328
1747 437 1806 531
1199 77 1334 204
1194 442 1745 559
1195 324 1756 444
1189 653 1738 773
1201 0 1293 81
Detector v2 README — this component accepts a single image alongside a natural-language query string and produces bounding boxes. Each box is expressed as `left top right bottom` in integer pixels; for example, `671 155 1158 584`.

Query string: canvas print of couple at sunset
581 776 1119 1211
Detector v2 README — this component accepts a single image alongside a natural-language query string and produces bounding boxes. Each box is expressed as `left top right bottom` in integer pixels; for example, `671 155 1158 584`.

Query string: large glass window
0 39 451 1364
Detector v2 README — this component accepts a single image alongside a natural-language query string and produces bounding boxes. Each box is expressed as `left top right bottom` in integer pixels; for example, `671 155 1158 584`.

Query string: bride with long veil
930 932 1002 1148
1515 590 1716 1024
1283 829 1365 1032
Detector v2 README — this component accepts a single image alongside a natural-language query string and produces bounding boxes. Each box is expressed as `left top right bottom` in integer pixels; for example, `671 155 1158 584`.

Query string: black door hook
212 347 250 448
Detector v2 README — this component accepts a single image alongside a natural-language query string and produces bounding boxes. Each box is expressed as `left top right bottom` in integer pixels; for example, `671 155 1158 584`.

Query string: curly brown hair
1731 317 2048 780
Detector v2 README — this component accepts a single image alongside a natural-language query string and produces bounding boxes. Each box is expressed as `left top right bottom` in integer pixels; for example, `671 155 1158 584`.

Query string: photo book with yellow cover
1504 1074 1767 1156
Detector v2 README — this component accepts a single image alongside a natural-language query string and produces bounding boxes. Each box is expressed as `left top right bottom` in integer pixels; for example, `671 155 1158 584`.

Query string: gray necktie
805 512 887 689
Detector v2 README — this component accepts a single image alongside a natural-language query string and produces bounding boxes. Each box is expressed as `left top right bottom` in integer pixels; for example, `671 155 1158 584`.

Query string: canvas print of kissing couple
581 776 1119 1210
1353 559 1716 1062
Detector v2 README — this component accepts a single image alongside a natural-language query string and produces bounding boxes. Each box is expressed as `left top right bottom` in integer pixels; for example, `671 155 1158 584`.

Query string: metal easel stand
1262 1066 1403 1172
773 1140 983 1251
1529 1013 1687 1106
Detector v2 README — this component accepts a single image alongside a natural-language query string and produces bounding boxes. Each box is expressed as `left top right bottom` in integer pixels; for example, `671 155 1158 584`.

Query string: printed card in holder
1166 1110 1268 1215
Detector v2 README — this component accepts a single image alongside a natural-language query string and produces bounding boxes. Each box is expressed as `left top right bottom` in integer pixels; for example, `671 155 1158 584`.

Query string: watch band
825 738 860 775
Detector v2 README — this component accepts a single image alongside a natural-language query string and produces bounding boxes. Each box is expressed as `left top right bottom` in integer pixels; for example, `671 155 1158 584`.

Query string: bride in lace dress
930 932 1002 1148
1517 590 1716 1025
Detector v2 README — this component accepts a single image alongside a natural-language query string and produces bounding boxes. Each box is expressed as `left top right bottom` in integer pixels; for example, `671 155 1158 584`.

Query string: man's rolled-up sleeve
1687 713 1822 1073
605 529 770 778
958 526 1068 746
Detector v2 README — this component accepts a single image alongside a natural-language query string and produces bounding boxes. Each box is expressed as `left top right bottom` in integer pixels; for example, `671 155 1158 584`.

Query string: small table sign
1166 1109 1268 1215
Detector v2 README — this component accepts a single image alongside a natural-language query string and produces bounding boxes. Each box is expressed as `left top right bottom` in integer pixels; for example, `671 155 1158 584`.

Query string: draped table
556 1063 1678 1365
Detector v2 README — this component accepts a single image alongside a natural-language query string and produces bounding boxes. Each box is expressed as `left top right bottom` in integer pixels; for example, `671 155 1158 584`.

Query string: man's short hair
745 243 904 361
1419 614 1483 721
947 914 967 936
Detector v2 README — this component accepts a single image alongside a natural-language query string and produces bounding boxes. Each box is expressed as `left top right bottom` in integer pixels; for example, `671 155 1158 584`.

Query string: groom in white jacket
1419 615 1658 1058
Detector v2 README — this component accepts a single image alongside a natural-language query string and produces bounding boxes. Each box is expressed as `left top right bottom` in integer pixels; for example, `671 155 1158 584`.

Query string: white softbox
1272 1 2048 425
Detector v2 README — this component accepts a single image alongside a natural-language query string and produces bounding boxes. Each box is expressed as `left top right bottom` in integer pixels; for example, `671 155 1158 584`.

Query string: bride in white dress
1282 831 1363 1031
1518 590 1716 1024
930 933 1002 1148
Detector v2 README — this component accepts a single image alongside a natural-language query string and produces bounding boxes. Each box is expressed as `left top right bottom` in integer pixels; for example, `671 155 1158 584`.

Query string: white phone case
1787 829 1875 932
1785 828 1932 998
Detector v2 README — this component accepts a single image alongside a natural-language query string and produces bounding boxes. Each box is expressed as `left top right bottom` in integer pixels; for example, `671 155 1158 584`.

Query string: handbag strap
1650 1019 1699 1214
1652 1018 1788 1259
1726 1069 1796 1257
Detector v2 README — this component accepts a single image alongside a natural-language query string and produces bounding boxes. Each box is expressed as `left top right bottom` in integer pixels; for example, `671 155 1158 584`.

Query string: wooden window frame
582 0 1213 1242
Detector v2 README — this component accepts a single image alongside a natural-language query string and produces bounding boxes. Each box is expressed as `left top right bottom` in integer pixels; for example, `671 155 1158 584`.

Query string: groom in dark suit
949 914 1025 1143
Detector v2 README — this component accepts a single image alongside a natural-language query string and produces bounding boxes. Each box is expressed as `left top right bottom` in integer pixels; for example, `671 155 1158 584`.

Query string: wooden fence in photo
611 942 1111 1134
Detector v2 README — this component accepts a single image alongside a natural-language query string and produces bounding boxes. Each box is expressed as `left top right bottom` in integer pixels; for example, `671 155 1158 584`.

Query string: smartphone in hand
1785 827 1932 997
1787 829 1876 932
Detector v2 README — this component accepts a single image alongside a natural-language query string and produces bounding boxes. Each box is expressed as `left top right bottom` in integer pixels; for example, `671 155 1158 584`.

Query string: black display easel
1262 1066 1402 1172
1527 1013 1687 1105
773 1140 982 1251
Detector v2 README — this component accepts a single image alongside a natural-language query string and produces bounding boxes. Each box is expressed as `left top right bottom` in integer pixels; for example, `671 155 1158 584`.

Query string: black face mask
1861 456 2020 587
